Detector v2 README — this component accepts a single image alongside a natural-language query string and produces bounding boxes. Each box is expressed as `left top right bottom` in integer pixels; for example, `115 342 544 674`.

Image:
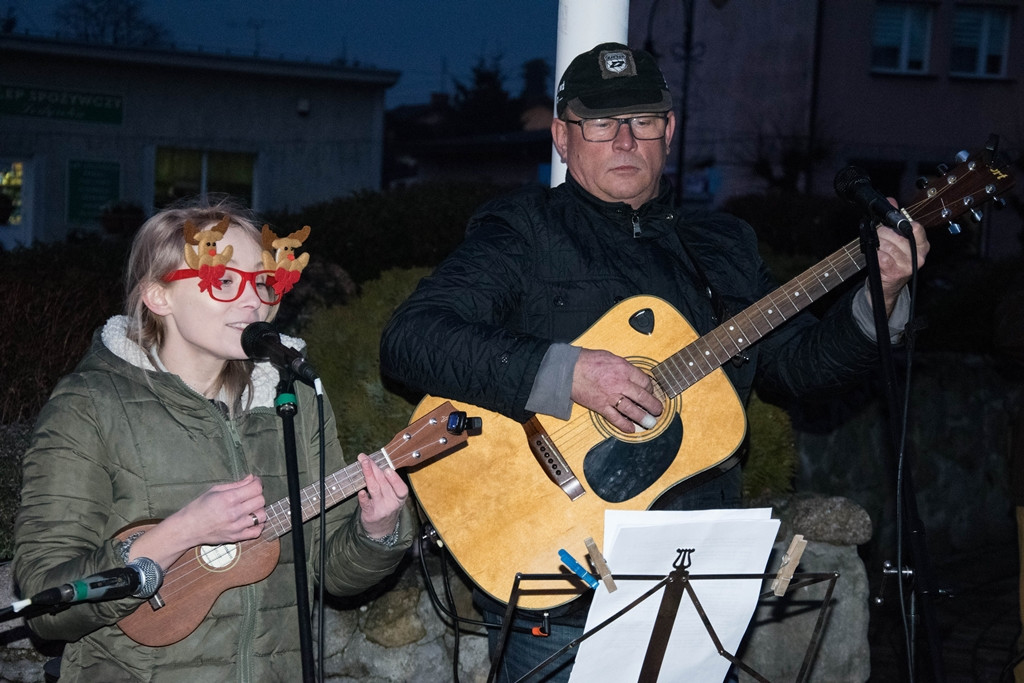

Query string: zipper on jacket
631 212 641 238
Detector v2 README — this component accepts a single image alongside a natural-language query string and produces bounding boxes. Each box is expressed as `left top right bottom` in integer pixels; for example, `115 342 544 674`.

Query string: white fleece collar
100 315 306 409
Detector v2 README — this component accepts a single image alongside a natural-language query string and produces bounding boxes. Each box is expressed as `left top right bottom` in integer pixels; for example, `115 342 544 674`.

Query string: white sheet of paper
568 509 779 683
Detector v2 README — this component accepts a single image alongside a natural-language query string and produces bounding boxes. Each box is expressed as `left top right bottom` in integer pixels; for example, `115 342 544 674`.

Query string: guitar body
408 296 746 610
116 522 281 646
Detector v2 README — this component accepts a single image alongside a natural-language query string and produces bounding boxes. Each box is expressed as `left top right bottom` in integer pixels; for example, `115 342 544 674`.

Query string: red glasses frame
163 266 283 305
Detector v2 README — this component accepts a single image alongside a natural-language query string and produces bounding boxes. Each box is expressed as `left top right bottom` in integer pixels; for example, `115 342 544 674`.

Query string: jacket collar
99 315 299 410
564 172 677 232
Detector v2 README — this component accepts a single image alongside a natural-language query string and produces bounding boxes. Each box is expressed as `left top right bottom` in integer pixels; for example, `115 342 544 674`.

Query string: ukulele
117 401 476 646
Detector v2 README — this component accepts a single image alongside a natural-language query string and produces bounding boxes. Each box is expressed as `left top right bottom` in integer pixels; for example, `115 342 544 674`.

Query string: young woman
14 197 413 681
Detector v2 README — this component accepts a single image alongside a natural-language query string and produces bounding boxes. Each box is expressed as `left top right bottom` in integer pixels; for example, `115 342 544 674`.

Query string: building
0 33 399 249
629 0 1022 257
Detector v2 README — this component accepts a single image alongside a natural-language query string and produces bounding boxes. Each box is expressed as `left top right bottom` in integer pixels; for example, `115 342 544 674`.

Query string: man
380 42 928 682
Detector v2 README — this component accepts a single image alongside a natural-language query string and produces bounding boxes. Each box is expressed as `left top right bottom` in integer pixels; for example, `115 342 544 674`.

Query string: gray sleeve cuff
525 343 581 420
853 284 911 343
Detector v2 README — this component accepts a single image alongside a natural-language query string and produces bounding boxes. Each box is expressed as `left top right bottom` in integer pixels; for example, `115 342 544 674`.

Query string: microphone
29 558 163 607
241 321 319 385
834 166 914 238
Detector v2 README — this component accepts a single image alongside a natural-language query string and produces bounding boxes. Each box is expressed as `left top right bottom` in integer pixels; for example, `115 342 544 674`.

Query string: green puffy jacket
14 316 414 682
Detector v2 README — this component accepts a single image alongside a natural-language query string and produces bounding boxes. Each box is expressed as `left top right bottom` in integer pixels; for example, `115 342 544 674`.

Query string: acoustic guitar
406 143 1015 610
117 401 474 646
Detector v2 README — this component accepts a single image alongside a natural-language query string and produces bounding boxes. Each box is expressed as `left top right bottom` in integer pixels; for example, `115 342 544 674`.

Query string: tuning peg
954 150 969 163
936 163 950 175
947 222 963 235
969 208 983 222
915 176 930 190
993 197 1007 209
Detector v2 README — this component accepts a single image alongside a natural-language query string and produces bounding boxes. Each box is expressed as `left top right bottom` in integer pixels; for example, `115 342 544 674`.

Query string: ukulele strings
157 434 415 599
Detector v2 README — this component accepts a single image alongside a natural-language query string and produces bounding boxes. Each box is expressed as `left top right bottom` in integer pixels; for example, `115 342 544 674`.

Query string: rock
363 587 427 648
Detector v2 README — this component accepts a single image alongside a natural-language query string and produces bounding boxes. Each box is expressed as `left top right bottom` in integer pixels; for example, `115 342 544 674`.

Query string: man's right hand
570 348 664 433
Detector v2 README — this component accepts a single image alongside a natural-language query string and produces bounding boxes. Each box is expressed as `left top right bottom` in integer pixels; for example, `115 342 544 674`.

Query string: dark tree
1 7 16 34
519 58 550 100
54 0 169 46
451 57 521 136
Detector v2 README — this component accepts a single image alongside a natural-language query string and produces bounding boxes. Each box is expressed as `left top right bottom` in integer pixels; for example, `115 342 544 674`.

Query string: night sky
6 0 560 108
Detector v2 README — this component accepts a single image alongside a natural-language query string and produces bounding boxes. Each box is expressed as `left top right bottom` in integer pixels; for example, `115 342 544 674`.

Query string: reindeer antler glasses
163 267 284 305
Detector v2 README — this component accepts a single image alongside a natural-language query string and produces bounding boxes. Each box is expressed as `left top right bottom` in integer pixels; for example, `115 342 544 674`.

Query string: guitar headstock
384 401 476 470
906 135 1015 234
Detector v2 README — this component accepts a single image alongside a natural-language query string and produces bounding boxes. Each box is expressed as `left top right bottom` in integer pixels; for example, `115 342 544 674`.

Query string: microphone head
833 165 870 200
129 557 164 599
241 321 277 359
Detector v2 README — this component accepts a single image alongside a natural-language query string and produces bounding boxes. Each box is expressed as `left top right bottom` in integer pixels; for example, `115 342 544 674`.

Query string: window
950 6 1010 77
154 148 255 209
872 2 933 73
0 160 22 226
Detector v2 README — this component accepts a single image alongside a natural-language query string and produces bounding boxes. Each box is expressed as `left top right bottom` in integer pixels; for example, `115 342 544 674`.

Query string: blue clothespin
559 549 599 590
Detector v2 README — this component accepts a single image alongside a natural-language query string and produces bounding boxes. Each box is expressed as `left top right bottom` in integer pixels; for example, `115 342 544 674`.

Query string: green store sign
0 84 123 124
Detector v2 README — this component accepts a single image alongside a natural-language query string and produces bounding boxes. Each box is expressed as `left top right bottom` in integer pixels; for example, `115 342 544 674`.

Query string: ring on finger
614 396 625 409
250 512 260 527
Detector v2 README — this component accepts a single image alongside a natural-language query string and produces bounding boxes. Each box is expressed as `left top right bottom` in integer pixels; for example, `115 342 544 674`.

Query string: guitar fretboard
654 240 865 397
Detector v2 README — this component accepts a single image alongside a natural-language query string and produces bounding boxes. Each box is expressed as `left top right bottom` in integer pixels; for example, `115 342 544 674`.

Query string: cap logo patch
600 50 636 79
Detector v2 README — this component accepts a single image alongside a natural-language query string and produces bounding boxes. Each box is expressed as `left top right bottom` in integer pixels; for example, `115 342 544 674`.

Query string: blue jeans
479 465 743 683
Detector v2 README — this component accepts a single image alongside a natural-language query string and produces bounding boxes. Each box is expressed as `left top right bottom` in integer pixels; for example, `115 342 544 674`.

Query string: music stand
488 548 838 683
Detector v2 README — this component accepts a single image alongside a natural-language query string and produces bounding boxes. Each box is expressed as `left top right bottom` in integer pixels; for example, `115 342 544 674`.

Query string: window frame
949 5 1012 78
871 2 935 75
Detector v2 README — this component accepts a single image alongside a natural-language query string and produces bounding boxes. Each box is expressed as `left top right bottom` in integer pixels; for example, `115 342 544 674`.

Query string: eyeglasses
163 266 283 305
565 115 669 142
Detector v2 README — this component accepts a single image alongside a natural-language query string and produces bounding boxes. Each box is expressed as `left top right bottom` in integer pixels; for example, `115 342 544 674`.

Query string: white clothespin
584 537 617 593
771 534 807 597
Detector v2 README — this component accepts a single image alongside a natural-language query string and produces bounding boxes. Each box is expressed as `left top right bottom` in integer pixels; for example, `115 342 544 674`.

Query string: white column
550 0 630 187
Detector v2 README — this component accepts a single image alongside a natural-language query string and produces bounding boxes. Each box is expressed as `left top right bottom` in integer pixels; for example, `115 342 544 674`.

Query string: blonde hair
124 195 263 414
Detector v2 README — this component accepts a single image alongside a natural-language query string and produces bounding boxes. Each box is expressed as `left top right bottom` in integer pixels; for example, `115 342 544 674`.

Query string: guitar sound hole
198 543 240 570
582 415 683 503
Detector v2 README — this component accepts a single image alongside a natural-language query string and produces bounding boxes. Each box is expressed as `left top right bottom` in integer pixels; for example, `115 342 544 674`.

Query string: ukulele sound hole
198 543 240 571
582 414 683 503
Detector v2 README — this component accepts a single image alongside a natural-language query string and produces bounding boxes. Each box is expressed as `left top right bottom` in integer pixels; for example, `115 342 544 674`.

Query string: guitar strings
540 164 988 472
533 230 868 481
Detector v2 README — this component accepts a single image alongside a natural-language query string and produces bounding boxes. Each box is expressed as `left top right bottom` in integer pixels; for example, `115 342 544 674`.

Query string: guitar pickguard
584 414 683 503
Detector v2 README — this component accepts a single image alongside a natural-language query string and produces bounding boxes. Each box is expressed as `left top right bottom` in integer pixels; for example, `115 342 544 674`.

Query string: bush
0 236 126 424
722 191 862 260
265 180 510 284
743 392 797 500
301 267 431 461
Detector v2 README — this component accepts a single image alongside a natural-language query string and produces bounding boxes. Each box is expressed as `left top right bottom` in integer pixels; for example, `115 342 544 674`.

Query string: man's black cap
556 42 673 119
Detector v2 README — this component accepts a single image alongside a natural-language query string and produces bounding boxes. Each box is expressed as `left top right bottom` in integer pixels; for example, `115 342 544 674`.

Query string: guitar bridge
148 591 165 611
524 416 585 500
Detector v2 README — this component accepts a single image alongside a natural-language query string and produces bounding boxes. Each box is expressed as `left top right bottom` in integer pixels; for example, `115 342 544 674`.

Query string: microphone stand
0 601 69 624
858 215 944 682
275 372 316 683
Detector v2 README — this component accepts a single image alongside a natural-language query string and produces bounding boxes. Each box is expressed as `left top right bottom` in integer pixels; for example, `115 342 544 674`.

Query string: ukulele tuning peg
947 221 963 235
969 208 984 223
954 150 970 163
915 176 930 190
